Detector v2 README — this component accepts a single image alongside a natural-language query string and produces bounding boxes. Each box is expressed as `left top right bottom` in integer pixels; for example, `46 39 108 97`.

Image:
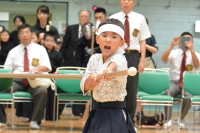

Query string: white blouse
80 48 128 102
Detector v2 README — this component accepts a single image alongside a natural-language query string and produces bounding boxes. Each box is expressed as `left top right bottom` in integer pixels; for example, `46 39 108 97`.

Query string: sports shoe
0 123 7 127
30 121 40 129
134 127 137 132
178 119 185 128
164 119 172 126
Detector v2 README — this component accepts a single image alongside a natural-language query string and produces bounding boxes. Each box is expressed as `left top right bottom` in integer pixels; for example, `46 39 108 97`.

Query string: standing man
94 7 107 23
60 10 91 66
110 0 151 126
0 24 51 129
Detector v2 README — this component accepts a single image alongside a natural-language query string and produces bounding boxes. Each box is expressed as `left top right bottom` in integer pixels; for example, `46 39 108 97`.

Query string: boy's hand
102 69 113 81
88 74 100 89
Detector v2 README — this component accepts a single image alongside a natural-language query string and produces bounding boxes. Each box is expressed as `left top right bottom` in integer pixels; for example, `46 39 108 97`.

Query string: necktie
124 15 130 47
23 47 29 86
178 52 186 88
79 30 83 38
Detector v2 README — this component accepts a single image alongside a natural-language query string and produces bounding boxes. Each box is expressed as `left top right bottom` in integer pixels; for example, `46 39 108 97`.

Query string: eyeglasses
79 15 89 19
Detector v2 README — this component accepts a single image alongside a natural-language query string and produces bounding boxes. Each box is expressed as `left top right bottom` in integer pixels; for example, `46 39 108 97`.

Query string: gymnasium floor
0 107 200 133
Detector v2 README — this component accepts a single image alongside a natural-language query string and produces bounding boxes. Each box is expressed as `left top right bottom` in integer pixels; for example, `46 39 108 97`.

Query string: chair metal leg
53 94 56 127
56 97 59 128
168 105 173 131
11 101 14 129
139 99 142 128
178 99 183 126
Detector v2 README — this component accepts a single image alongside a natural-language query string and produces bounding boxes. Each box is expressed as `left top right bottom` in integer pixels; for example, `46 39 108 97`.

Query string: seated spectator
0 24 51 129
161 32 200 127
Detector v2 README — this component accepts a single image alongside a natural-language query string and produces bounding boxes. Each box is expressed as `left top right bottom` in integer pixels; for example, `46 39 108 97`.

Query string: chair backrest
0 66 13 92
138 69 170 94
183 71 200 95
55 67 84 93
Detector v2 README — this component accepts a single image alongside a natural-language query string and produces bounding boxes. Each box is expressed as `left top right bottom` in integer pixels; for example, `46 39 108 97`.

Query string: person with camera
161 32 200 127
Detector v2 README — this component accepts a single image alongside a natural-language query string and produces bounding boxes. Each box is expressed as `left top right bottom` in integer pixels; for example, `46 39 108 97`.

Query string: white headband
96 24 124 39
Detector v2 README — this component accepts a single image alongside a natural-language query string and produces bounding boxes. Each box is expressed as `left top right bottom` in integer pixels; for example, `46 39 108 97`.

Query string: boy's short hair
1 29 10 34
44 32 57 42
94 7 106 16
98 18 125 31
181 32 193 39
31 29 40 39
13 15 26 24
17 24 32 35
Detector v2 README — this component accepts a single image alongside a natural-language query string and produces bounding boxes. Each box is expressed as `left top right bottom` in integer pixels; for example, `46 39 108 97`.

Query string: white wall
0 1 67 33
0 0 200 68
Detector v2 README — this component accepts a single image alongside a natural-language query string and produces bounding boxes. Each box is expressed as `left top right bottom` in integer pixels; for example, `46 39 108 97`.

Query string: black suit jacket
60 24 79 66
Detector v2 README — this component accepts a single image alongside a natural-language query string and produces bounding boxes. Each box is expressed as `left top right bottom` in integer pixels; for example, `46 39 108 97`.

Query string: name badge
132 29 139 37
32 58 39 66
186 64 193 71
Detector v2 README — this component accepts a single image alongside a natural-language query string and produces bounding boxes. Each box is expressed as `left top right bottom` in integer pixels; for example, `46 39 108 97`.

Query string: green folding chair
0 65 14 128
138 69 173 129
180 71 200 129
13 80 33 106
54 67 91 126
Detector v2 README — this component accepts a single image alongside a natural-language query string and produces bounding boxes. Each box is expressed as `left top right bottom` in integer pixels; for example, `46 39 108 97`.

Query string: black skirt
82 101 135 133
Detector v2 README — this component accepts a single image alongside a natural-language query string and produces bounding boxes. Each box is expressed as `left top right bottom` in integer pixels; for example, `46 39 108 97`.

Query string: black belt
94 100 126 109
125 49 138 53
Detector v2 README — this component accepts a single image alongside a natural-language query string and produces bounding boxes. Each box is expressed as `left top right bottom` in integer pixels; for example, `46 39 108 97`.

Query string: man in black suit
60 10 91 66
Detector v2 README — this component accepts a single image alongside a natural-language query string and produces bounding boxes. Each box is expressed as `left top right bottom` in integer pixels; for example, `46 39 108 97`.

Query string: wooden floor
1 108 200 133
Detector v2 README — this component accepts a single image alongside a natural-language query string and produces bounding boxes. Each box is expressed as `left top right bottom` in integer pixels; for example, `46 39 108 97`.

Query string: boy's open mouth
104 45 111 50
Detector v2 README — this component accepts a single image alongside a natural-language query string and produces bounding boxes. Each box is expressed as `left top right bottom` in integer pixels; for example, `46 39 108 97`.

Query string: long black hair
36 5 50 28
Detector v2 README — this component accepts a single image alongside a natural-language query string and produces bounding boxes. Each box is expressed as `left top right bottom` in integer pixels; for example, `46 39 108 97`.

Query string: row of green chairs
0 66 91 128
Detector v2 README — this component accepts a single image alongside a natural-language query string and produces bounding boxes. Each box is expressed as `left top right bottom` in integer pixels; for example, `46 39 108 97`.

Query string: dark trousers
0 104 6 123
0 78 47 123
124 52 139 124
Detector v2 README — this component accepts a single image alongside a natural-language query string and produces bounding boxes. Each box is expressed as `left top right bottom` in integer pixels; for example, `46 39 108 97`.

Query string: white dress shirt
81 48 128 102
4 42 52 73
110 11 151 50
168 49 200 80
78 24 82 38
